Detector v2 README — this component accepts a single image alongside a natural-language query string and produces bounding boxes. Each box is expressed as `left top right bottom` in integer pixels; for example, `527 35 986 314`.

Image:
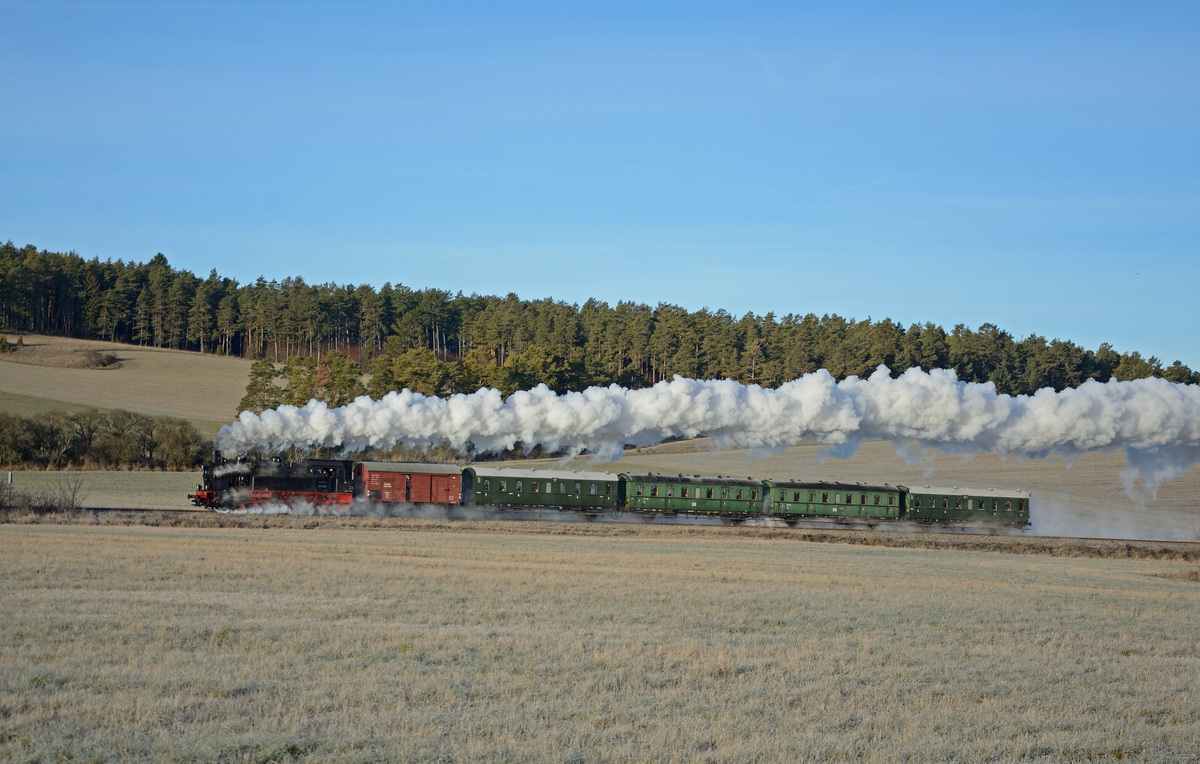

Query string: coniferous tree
216 290 240 356
237 359 285 414
1114 352 1161 381
282 355 318 405
314 351 366 407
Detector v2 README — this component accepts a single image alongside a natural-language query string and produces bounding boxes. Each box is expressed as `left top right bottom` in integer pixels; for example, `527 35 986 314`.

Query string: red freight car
354 462 463 505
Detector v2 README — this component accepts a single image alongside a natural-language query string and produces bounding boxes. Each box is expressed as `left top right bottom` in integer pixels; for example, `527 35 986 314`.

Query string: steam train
189 456 1032 527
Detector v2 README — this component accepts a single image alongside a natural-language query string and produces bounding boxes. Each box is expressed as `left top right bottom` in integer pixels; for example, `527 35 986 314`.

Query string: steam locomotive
190 456 1032 527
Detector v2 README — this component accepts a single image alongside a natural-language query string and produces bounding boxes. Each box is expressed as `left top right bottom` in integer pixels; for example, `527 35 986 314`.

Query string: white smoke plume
212 461 252 477
216 367 1200 493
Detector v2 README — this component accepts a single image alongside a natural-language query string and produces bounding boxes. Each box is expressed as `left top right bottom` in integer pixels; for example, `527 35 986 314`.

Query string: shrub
79 350 120 369
0 475 88 513
0 410 211 470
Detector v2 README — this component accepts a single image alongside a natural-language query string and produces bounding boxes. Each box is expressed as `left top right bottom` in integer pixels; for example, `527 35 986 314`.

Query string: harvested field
0 334 248 436
0 390 100 417
1 523 1197 762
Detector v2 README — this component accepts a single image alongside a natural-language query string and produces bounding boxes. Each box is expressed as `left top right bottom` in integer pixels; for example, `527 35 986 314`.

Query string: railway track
81 506 214 514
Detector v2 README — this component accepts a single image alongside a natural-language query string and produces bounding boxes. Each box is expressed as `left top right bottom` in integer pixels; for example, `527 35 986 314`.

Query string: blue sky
3 1 1199 369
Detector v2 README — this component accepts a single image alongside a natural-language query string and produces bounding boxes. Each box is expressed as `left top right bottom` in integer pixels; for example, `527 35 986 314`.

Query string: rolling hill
0 334 249 438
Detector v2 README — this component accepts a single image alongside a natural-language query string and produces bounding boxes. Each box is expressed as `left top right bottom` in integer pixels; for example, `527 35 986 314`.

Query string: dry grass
6 511 1200 563
0 336 123 369
0 390 101 418
0 334 249 436
1 523 1197 762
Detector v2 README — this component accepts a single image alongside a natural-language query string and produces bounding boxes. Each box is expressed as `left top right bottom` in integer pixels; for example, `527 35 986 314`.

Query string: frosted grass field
2 523 1197 762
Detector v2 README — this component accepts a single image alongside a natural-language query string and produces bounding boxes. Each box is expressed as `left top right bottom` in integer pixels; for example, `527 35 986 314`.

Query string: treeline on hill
0 409 209 470
4 241 1198 413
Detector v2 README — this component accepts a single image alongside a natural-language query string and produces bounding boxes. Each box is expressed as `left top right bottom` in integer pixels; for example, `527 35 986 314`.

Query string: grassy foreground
2 523 1197 762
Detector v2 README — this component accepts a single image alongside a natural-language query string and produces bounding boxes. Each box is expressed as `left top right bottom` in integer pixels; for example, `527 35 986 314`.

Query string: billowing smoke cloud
217 367 1200 493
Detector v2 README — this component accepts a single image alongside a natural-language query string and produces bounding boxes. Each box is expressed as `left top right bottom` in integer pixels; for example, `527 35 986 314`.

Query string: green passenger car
619 473 765 517
764 480 903 520
900 485 1031 526
461 467 620 511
